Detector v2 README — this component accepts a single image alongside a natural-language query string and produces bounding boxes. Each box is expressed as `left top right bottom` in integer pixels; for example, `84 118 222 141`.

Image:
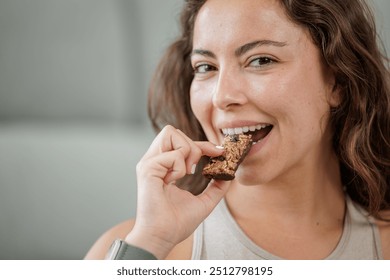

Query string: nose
212 68 248 110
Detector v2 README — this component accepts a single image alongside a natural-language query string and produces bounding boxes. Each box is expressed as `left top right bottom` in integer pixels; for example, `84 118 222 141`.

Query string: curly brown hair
148 0 390 219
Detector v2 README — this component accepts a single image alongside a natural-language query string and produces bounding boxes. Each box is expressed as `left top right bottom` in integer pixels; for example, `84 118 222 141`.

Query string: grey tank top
191 196 383 259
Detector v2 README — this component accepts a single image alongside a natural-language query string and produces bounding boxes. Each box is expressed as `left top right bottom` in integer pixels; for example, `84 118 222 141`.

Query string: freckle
316 222 320 226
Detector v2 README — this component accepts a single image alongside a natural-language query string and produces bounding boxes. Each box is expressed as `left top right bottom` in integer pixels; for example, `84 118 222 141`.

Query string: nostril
213 95 244 110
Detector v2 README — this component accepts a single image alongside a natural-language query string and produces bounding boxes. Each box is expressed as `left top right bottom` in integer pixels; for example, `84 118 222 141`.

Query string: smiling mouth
221 124 273 144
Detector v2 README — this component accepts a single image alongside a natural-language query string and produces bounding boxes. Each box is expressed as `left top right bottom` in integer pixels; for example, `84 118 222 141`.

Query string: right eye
193 63 217 74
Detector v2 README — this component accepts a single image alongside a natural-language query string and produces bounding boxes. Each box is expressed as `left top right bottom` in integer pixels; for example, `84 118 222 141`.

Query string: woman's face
190 0 338 185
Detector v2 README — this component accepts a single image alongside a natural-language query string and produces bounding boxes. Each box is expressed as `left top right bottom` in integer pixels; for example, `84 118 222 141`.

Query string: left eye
248 57 275 67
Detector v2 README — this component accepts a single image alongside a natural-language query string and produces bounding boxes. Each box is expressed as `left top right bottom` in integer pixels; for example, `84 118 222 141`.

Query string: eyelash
193 64 217 74
248 56 276 67
192 56 276 75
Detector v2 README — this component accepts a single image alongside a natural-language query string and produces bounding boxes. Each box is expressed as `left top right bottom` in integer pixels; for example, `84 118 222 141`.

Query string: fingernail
191 164 197 174
215 145 224 150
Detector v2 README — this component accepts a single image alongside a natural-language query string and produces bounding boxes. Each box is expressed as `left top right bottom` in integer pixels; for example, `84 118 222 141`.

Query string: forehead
193 0 308 49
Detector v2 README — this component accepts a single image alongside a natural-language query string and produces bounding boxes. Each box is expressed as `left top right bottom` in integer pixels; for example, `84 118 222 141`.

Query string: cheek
190 82 213 126
253 69 331 157
276 69 332 141
190 81 222 143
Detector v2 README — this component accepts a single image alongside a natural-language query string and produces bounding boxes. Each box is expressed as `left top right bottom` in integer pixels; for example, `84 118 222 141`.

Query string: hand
125 125 230 259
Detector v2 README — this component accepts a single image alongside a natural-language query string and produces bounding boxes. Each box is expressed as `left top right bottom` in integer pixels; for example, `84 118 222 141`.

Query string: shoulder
376 210 390 260
84 219 135 259
84 219 194 260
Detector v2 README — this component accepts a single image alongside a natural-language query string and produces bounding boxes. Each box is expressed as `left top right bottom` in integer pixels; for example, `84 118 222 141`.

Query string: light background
0 0 388 259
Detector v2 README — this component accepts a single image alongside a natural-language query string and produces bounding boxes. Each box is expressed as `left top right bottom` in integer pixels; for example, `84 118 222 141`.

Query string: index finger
174 129 224 158
195 141 224 157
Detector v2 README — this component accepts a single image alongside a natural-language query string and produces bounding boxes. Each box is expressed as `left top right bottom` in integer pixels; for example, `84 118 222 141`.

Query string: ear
325 69 341 108
328 82 341 108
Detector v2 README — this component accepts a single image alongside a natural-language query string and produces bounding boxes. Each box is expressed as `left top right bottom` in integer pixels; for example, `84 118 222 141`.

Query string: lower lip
247 128 272 156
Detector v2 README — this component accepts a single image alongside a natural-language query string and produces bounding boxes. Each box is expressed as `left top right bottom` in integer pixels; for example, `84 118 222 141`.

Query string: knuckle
178 143 191 155
161 124 175 134
136 158 155 175
193 146 203 159
172 149 185 159
135 161 145 174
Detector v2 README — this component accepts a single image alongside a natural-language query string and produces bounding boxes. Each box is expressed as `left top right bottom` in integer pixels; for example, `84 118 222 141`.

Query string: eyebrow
235 40 287 57
191 49 216 59
191 40 287 59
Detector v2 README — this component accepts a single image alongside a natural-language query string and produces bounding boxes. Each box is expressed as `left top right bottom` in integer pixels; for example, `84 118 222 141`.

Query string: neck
225 155 345 226
223 153 347 259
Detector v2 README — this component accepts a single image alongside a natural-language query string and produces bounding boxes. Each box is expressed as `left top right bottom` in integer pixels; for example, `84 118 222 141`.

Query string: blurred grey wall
0 0 388 259
374 0 390 55
0 0 182 124
0 0 182 259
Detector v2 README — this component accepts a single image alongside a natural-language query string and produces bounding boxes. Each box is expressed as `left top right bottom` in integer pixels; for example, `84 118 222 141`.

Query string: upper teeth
222 124 270 136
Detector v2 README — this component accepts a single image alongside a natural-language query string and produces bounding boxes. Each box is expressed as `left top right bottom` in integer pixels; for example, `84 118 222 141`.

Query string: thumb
198 180 231 215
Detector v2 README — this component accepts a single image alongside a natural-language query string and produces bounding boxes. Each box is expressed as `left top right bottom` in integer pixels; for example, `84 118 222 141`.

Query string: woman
85 0 390 259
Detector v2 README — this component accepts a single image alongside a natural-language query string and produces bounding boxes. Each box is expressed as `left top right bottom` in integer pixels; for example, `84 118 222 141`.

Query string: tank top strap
326 196 383 259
